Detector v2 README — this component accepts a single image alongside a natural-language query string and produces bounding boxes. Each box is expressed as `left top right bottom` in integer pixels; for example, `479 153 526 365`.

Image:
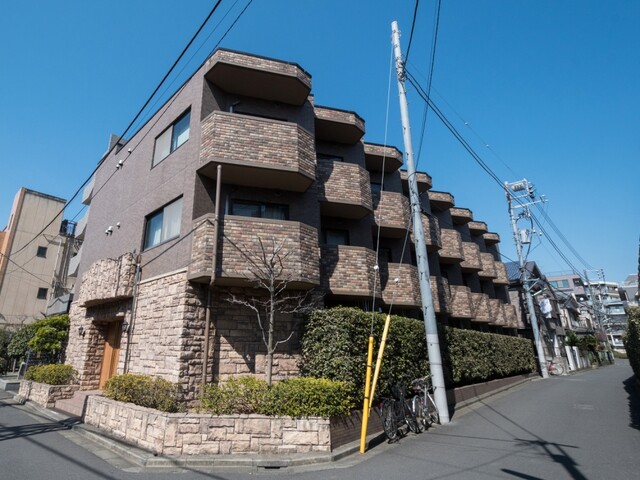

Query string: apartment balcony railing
450 207 473 225
489 299 506 326
373 192 411 237
318 160 372 219
460 242 482 272
77 253 136 308
400 170 432 194
364 143 403 173
439 228 464 263
430 276 452 315
450 285 474 319
204 49 312 106
471 293 491 323
81 177 94 205
199 111 315 192
468 221 488 235
381 263 421 307
420 213 442 252
75 209 89 241
189 215 320 288
504 304 518 328
428 191 454 211
493 262 510 285
315 106 365 144
321 245 376 298
67 245 82 278
483 232 501 245
478 252 498 279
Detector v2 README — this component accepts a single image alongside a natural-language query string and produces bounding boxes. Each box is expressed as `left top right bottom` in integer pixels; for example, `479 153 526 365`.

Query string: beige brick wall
18 381 80 408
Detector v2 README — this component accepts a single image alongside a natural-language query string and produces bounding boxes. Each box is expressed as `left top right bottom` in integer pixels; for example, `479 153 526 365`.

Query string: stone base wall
18 381 80 408
85 396 330 456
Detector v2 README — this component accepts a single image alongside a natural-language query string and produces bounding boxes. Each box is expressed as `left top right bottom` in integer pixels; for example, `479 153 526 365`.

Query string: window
152 110 190 166
37 288 48 299
322 229 349 246
143 197 183 250
370 182 382 195
230 200 289 220
572 278 583 287
36 246 47 258
317 153 343 162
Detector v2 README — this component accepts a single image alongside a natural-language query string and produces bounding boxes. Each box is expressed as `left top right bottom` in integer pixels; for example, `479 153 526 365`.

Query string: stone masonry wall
18 381 80 408
77 253 136 307
85 396 330 456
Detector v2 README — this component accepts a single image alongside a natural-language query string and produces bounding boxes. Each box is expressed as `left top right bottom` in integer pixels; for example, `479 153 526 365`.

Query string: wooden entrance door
99 321 122 389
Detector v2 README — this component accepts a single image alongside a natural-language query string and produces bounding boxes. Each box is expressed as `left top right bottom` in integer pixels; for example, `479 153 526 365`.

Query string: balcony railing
430 276 452 314
460 242 482 272
450 207 473 225
439 228 464 263
189 215 320 288
468 221 488 235
373 192 410 237
478 252 498 279
400 170 432 193
321 246 376 298
381 263 421 307
450 285 474 319
483 232 500 245
504 304 518 328
489 299 506 326
318 160 372 219
420 213 442 252
364 143 403 173
471 293 491 323
199 111 315 192
428 191 454 211
77 253 136 307
315 106 365 144
493 262 510 285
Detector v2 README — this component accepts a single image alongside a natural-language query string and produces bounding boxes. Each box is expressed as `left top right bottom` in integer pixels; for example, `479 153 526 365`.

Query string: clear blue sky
1 1 638 283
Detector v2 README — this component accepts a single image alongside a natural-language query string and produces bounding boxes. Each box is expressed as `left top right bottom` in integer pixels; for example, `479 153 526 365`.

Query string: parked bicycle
379 382 420 442
547 359 565 376
410 375 440 431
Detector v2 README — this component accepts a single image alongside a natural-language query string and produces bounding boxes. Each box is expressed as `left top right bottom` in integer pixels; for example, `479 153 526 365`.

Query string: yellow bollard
369 314 391 413
359 335 374 453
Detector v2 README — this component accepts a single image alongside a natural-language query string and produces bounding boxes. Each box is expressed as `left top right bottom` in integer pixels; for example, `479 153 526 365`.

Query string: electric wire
404 0 421 66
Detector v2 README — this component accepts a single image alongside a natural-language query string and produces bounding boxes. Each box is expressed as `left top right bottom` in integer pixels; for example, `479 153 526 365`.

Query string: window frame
229 199 290 221
37 287 48 300
36 246 48 258
322 228 350 246
143 196 183 251
152 109 191 167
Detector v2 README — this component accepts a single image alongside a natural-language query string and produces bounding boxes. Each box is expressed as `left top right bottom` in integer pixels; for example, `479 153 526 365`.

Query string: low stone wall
84 396 331 456
18 381 80 408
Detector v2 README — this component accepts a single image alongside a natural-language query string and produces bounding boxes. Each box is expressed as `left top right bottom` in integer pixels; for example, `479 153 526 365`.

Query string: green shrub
613 350 627 359
624 306 640 378
299 307 537 401
7 315 69 360
103 373 181 413
199 376 354 417
24 364 76 385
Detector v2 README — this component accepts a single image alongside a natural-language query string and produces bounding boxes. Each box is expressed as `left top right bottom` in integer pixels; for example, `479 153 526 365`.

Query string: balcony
75 209 89 241
67 245 82 278
489 299 506 326
373 192 410 237
82 177 94 205
204 49 311 106
478 252 497 279
199 111 315 192
315 106 365 144
420 213 442 252
483 232 500 245
450 207 473 225
430 276 452 314
318 160 372 219
471 293 491 323
189 215 320 288
400 170 432 193
321 246 376 298
450 285 474 319
364 143 403 173
460 242 482 272
77 253 136 308
381 263 420 307
428 191 454 211
493 262 510 285
504 304 518 328
439 228 464 263
468 221 488 235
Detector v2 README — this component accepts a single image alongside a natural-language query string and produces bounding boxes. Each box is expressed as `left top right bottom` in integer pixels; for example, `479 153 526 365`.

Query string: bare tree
226 237 316 385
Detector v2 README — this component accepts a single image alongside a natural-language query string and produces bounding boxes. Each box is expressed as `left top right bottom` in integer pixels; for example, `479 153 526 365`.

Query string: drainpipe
202 165 222 391
123 253 142 374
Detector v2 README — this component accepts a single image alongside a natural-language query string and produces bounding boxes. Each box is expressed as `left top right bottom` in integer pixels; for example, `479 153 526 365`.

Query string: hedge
299 307 536 399
624 306 640 378
103 374 181 413
24 364 77 385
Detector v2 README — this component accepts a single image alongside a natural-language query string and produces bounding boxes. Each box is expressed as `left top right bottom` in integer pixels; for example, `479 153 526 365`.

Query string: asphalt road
1 361 638 479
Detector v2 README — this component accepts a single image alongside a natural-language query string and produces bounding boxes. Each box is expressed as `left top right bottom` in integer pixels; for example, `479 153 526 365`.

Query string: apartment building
0 188 68 327
65 49 518 400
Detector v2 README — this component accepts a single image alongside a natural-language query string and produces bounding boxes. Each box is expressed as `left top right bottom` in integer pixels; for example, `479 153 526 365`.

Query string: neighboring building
0 188 68 327
618 274 638 307
65 49 518 401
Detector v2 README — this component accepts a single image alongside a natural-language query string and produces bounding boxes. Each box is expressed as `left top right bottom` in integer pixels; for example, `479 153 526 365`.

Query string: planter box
18 380 80 408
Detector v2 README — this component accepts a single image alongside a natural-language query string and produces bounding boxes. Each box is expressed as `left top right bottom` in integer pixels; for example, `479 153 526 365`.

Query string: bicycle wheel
412 395 426 432
381 400 400 442
425 394 440 426
403 398 421 434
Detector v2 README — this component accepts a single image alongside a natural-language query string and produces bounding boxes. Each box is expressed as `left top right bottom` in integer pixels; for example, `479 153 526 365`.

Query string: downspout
202 165 222 390
123 253 142 374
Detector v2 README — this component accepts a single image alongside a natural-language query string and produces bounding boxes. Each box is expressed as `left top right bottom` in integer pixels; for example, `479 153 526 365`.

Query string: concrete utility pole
391 20 449 423
505 179 548 378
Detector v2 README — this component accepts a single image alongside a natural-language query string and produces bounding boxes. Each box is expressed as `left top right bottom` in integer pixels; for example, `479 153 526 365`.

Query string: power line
404 0 421 65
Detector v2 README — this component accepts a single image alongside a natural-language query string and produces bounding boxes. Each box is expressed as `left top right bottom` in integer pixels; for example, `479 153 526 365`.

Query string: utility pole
505 179 548 378
391 21 449 423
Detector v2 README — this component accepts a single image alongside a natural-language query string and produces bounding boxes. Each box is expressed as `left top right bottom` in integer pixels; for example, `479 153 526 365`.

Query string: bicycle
410 375 440 431
547 359 565 376
379 382 421 442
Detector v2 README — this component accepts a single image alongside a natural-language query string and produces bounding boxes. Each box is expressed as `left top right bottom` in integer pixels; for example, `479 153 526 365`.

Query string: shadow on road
623 375 640 430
